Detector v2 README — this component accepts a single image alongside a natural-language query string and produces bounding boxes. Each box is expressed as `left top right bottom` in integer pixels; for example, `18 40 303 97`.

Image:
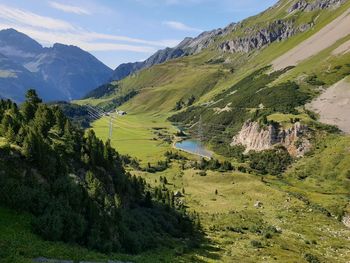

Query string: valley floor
91 111 350 262
2 111 350 263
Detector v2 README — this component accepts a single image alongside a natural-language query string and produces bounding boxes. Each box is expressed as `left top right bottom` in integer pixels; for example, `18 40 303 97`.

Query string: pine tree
22 130 36 161
21 89 42 122
53 107 66 135
5 125 16 143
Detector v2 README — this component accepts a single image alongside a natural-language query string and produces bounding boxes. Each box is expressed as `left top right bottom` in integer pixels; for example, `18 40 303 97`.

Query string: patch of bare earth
272 8 350 70
307 77 350 133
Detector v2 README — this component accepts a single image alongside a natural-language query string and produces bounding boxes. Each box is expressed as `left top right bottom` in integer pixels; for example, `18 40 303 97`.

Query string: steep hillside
0 29 112 102
0 90 200 260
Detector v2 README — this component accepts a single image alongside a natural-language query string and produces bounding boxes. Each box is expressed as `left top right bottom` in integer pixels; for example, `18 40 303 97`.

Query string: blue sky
0 0 278 69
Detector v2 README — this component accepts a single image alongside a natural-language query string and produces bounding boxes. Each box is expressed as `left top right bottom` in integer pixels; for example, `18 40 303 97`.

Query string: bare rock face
288 0 346 13
231 121 310 157
220 20 312 53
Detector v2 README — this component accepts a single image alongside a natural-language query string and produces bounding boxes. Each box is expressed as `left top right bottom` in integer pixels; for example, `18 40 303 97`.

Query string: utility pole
197 115 204 157
109 114 113 140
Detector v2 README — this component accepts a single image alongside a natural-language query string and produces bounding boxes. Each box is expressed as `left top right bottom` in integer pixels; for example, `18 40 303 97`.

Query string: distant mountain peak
0 28 43 54
0 28 113 102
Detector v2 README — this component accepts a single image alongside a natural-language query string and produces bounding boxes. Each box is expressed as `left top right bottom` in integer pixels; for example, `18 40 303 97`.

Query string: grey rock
220 20 311 54
254 201 263 208
289 0 346 12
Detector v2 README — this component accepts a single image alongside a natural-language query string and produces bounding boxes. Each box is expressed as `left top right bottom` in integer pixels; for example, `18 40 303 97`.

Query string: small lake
175 139 213 158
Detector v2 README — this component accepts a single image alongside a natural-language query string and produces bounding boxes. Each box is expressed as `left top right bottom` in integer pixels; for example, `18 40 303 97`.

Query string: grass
133 157 350 262
91 112 176 164
267 112 313 128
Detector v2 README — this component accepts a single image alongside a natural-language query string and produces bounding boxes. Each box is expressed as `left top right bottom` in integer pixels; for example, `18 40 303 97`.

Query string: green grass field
91 112 176 164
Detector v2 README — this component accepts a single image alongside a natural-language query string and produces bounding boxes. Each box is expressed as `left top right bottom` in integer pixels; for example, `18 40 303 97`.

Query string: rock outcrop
220 20 312 53
288 0 346 13
231 121 310 157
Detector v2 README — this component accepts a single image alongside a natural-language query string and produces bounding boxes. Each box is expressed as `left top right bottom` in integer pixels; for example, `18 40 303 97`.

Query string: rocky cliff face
220 0 345 54
288 0 346 13
231 121 311 157
220 20 312 53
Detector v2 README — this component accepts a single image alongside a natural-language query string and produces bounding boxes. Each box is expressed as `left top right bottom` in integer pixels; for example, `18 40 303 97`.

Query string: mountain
84 0 350 143
111 0 346 82
111 28 225 81
0 52 48 101
0 28 112 101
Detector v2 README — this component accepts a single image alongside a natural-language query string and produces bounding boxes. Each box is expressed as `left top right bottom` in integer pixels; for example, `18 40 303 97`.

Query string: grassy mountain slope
79 0 350 116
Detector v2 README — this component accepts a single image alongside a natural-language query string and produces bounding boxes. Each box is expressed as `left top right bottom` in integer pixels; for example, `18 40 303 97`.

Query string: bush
250 240 263 248
304 253 321 263
248 146 292 175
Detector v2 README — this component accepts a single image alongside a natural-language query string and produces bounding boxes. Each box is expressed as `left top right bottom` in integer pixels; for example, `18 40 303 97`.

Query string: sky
0 0 278 69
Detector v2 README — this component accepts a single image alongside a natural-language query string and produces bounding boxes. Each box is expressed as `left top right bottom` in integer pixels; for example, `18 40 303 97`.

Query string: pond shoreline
172 137 213 159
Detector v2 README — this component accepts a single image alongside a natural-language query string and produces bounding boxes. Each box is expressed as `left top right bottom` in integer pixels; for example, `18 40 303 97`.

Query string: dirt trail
272 8 350 70
307 77 350 133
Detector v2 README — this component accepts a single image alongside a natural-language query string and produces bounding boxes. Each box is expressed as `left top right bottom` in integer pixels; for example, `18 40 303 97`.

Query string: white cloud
163 21 202 32
0 4 179 53
49 2 91 15
0 4 74 30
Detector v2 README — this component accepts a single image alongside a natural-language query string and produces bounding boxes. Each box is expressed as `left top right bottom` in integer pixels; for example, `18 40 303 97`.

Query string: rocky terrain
231 121 311 157
307 77 350 133
288 0 346 12
272 6 350 70
220 20 311 53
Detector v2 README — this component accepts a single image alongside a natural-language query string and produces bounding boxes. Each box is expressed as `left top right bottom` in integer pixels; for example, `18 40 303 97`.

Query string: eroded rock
231 121 311 157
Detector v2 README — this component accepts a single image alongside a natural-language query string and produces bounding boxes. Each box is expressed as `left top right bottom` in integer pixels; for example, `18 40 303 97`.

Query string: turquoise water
175 140 212 158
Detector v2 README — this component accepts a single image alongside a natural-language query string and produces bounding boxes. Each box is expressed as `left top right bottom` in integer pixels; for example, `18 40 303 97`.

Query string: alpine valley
1 0 350 262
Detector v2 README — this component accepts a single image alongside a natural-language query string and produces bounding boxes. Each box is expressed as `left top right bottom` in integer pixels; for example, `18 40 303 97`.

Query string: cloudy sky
0 0 277 69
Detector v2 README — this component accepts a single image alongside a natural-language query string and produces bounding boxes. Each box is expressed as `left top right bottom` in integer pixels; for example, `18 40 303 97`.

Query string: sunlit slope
79 0 350 117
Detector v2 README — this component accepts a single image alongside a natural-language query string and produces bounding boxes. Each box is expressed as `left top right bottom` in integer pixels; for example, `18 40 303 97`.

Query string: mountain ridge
0 28 112 102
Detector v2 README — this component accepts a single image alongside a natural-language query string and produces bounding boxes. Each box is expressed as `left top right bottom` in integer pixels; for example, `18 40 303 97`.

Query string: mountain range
0 28 112 102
